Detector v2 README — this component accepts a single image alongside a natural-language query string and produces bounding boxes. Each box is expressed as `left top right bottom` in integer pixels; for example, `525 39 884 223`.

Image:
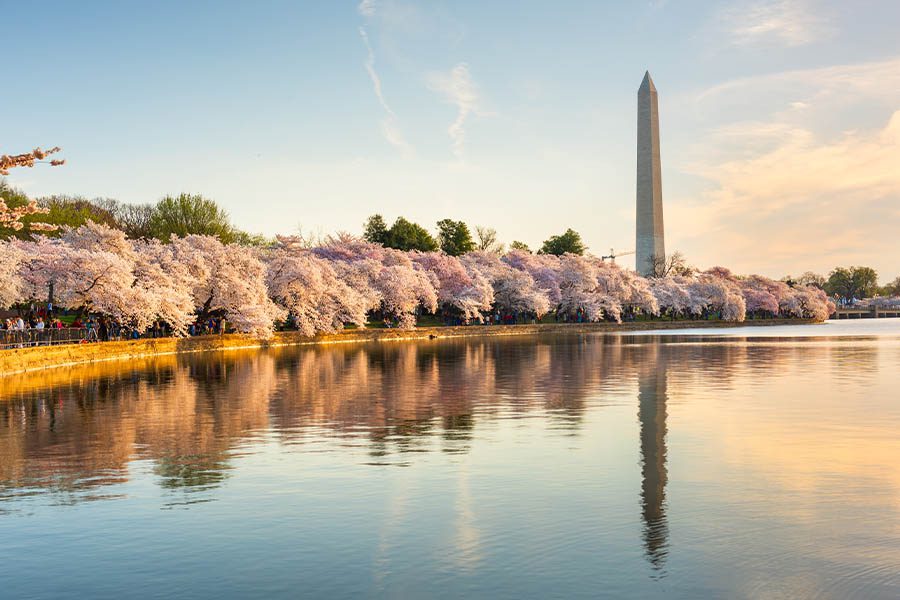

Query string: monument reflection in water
2 329 900 599
638 348 669 570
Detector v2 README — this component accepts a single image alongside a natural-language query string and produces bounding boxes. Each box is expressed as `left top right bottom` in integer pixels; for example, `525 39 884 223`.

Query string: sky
3 0 899 279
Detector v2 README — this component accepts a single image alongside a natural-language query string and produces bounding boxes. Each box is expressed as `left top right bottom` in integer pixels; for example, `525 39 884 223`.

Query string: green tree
436 218 475 256
385 217 438 252
824 266 879 301
40 195 118 227
230 230 271 247
539 228 586 256
509 240 531 252
149 193 236 242
797 271 826 288
881 276 900 297
363 214 389 245
0 183 116 239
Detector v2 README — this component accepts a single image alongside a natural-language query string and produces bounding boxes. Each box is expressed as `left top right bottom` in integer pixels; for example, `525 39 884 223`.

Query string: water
1 319 899 599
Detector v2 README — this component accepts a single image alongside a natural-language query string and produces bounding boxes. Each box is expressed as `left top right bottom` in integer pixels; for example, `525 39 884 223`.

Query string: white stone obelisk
636 71 665 276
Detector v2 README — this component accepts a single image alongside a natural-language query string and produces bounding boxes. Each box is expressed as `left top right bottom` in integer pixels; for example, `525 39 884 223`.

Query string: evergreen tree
385 217 438 252
363 214 389 245
539 228 586 256
436 219 475 256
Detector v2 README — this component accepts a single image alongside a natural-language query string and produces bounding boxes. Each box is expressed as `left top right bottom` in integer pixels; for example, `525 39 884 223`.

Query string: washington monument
636 71 665 276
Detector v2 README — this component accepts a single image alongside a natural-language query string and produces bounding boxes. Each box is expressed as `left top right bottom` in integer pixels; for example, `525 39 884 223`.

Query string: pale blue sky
4 0 900 277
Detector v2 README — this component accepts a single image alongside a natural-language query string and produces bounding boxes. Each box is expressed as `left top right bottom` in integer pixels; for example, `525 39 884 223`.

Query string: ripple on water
1 325 900 598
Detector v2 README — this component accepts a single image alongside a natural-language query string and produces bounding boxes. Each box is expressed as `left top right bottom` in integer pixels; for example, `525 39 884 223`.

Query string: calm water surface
2 319 900 599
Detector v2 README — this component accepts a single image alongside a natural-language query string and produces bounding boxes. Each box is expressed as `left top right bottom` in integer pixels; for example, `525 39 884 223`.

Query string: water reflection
0 340 720 574
638 346 669 571
0 335 850 504
1 338 639 500
2 329 900 597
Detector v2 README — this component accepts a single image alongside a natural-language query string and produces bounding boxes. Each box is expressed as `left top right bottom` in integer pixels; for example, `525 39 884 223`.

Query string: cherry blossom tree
312 232 387 263
2 209 833 337
734 274 832 320
167 235 285 337
742 287 780 316
377 265 439 328
594 259 659 316
266 248 369 336
13 223 194 334
649 277 694 317
689 270 747 322
0 147 65 176
503 249 563 306
61 223 194 333
555 254 622 322
61 220 136 256
411 251 493 321
1 146 64 232
132 239 196 335
0 241 25 308
0 198 57 232
462 251 550 317
739 275 784 317
782 285 834 321
16 234 136 322
312 234 438 328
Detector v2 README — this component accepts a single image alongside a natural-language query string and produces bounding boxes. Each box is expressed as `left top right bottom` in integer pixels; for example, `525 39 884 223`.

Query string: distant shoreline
0 318 817 379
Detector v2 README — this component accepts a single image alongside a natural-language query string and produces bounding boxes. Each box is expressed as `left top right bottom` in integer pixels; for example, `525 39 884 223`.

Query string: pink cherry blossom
0 241 25 308
266 249 369 336
167 235 286 338
463 251 550 316
411 251 493 321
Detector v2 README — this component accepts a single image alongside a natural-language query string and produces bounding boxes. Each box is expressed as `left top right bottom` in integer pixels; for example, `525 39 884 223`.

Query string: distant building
636 71 665 276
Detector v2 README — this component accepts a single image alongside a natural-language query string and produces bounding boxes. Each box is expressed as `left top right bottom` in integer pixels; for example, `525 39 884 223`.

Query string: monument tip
639 71 656 93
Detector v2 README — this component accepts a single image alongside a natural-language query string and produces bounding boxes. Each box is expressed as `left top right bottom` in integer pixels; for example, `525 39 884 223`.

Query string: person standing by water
86 317 98 341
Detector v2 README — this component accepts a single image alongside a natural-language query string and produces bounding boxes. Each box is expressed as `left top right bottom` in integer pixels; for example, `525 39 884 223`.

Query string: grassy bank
0 318 816 378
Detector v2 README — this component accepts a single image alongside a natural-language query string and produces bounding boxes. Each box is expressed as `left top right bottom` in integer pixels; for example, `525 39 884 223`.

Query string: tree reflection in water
1 335 823 553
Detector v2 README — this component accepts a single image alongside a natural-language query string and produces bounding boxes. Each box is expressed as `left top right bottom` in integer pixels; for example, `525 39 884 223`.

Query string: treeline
363 213 584 256
4 180 897 339
782 267 900 303
0 220 836 340
0 181 264 245
0 181 587 256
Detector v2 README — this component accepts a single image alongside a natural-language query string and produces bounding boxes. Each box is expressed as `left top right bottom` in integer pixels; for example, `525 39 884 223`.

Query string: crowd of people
0 306 230 349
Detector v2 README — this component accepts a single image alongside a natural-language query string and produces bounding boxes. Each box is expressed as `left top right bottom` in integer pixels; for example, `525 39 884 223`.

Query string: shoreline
0 319 817 378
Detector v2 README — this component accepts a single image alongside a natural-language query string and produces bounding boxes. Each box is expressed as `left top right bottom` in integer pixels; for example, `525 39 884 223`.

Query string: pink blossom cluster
0 146 64 176
650 267 835 321
9 223 283 338
0 225 835 338
0 198 57 232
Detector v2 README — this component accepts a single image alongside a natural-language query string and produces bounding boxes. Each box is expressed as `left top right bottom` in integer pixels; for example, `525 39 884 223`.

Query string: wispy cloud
359 26 413 156
357 0 376 18
681 112 900 274
673 58 900 277
721 0 834 47
428 64 483 160
696 57 900 104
